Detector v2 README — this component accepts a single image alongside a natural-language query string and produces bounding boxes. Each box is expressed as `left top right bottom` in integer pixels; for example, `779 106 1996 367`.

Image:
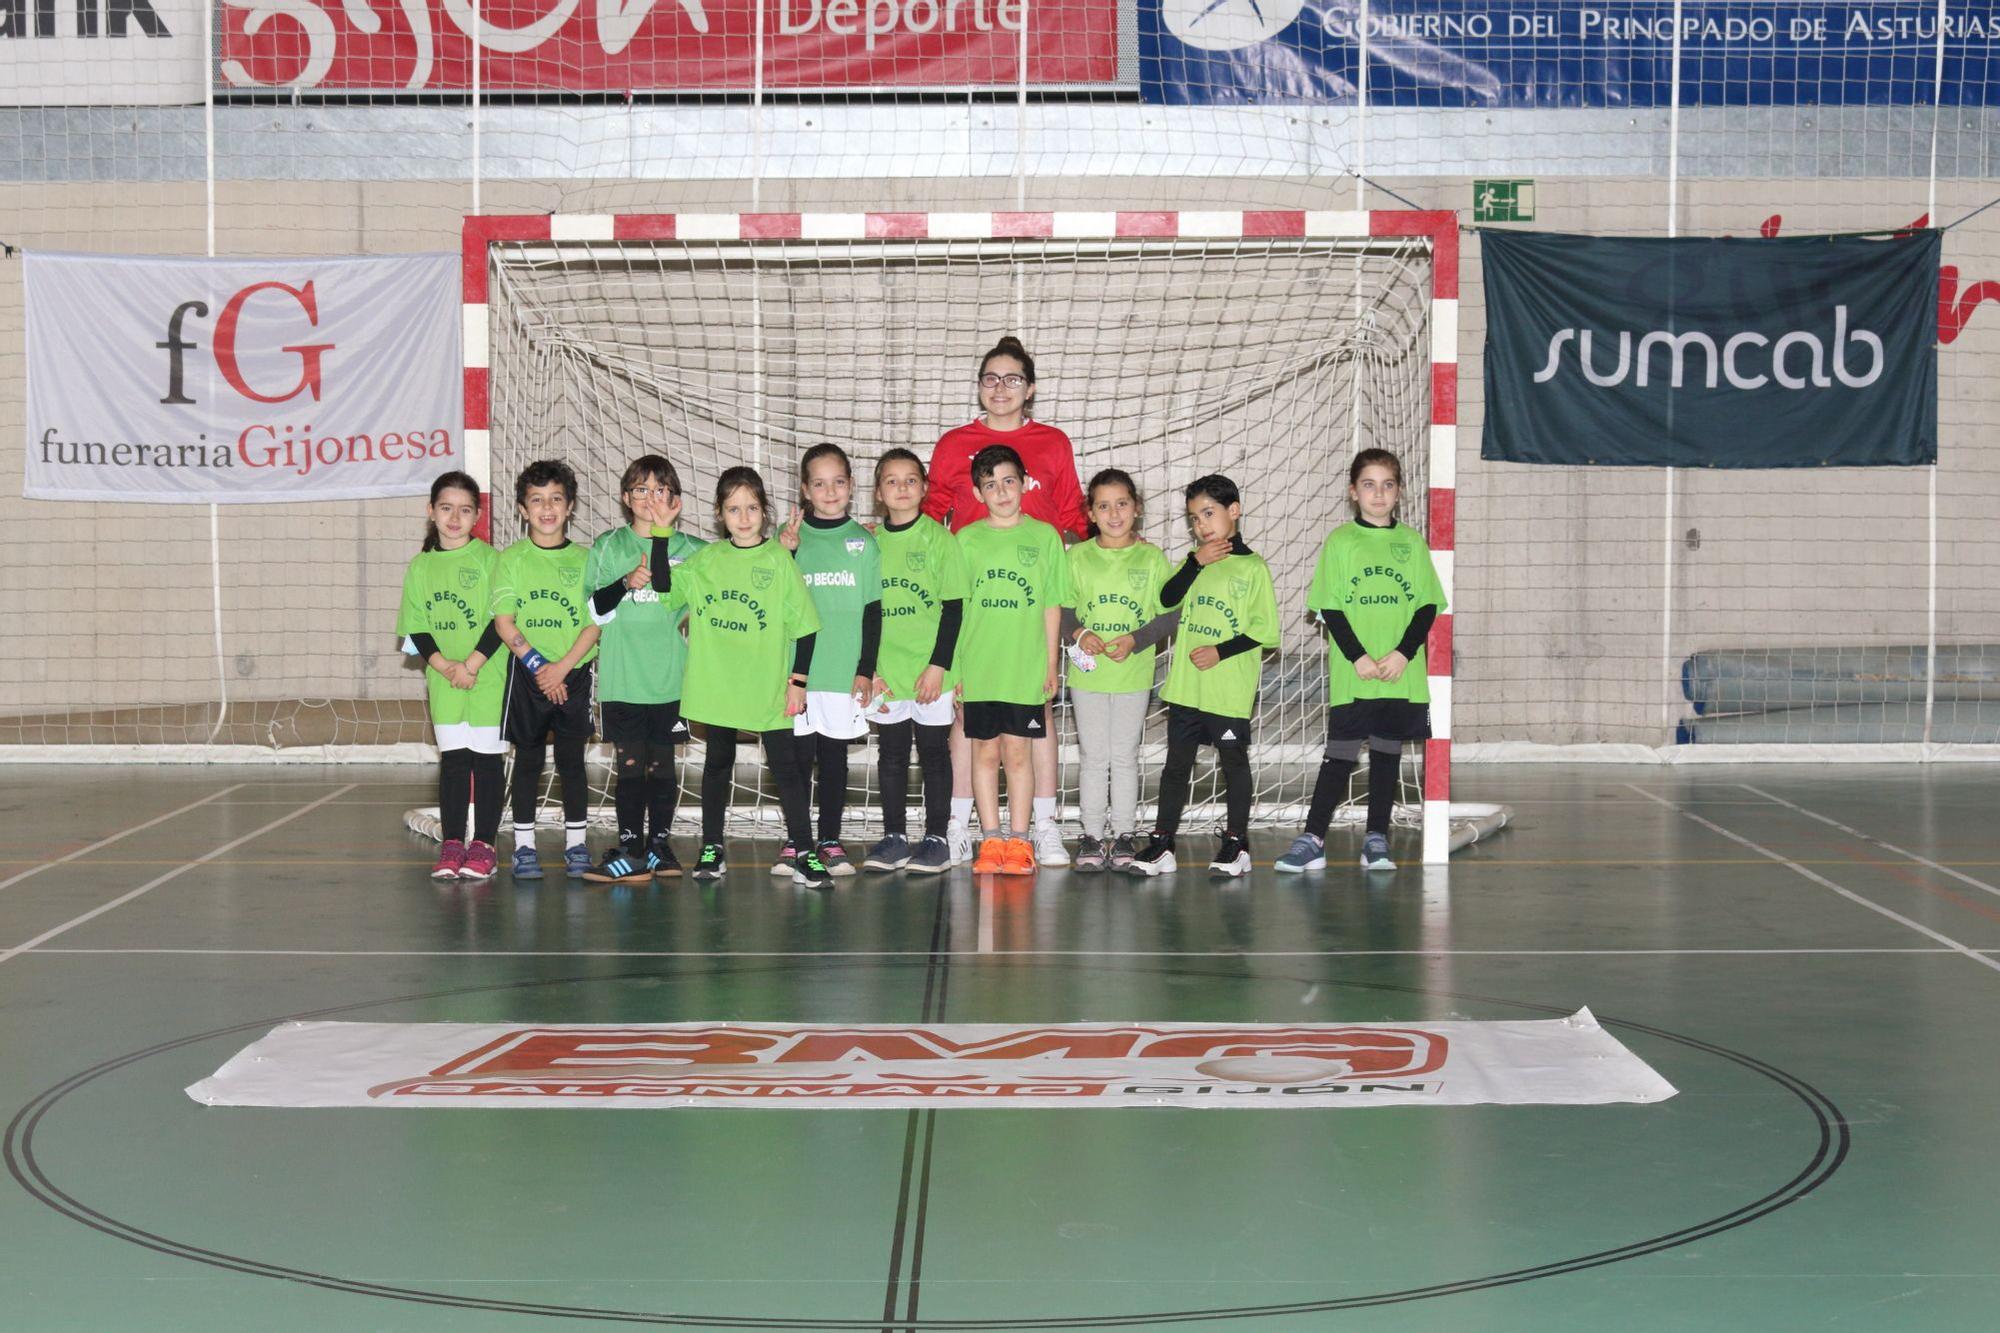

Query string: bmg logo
157 280 335 406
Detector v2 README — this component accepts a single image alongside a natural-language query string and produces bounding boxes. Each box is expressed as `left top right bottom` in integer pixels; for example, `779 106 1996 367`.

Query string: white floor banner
187 1011 1676 1110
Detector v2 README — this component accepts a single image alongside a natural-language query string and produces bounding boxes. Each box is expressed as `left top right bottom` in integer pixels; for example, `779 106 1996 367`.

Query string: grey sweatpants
1070 688 1151 839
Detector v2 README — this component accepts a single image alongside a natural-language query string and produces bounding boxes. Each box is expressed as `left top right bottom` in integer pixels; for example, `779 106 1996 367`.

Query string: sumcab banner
186 1012 1678 1109
25 252 460 504
1480 228 1938 468
219 0 1118 91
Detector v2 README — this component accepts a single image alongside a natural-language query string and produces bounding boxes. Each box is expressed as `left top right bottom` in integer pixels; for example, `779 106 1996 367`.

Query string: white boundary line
0 784 246 896
1739 783 2000 903
0 785 356 967
17 947 1960 958
1625 785 2000 976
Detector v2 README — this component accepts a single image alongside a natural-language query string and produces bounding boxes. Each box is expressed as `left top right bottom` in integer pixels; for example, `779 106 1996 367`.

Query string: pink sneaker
458 840 498 881
431 839 467 879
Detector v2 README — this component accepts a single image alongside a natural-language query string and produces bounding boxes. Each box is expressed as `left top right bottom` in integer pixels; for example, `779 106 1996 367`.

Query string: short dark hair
800 442 852 486
714 465 771 538
617 454 680 524
970 444 1025 488
1184 473 1240 509
515 458 577 507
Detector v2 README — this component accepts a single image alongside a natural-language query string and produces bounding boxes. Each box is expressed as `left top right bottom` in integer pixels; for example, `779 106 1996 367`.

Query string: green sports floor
3 764 1998 1331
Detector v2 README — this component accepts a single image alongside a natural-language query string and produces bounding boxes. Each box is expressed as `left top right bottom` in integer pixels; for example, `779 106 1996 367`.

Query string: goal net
409 216 1506 858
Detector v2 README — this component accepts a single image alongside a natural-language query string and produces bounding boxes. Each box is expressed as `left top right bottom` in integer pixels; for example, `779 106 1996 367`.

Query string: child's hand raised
779 510 803 552
1194 537 1233 566
1189 645 1221 671
659 489 682 531
624 555 652 590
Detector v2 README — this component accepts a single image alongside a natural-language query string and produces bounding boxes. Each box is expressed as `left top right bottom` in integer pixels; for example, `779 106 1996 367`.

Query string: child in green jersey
397 471 506 881
660 466 833 890
1061 469 1176 873
1278 449 1446 874
1126 474 1279 880
493 459 601 881
860 449 967 875
776 444 882 878
957 445 1071 877
580 454 707 885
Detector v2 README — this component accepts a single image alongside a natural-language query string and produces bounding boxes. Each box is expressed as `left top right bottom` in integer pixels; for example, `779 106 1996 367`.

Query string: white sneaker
946 818 976 866
1033 820 1071 867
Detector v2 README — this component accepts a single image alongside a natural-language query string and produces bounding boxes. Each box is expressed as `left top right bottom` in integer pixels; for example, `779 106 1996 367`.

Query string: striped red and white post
461 210 1460 859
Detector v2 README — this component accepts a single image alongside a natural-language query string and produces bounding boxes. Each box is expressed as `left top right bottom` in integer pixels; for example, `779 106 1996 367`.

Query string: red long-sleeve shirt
923 418 1089 538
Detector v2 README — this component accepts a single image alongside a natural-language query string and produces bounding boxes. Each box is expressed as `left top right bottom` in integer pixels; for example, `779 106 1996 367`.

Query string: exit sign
1475 180 1535 223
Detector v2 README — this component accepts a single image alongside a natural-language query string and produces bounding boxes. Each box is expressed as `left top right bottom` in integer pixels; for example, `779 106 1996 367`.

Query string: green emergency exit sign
1475 180 1535 223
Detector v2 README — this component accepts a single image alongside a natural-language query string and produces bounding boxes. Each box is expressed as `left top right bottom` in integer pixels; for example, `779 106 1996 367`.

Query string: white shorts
866 693 956 728
435 722 505 755
793 689 870 740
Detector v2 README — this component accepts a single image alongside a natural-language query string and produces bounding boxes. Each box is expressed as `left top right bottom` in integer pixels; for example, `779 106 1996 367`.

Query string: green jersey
1307 519 1447 706
492 538 595 665
1065 538 1171 695
668 539 820 733
956 516 1072 706
875 515 970 698
586 524 707 705
1161 551 1280 719
793 516 882 693
396 539 505 724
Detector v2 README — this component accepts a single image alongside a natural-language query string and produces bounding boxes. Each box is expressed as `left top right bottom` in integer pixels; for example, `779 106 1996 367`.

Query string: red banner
218 0 1117 91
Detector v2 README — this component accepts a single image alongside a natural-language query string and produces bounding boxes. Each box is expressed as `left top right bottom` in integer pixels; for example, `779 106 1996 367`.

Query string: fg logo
156 280 334 407
1161 0 1305 51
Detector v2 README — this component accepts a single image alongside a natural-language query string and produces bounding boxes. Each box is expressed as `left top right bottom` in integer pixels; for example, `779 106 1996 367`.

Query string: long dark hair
1347 448 1405 513
715 465 771 539
422 470 482 552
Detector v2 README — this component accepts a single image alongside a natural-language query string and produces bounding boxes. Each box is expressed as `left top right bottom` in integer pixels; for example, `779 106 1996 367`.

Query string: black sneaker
818 841 857 877
691 843 727 880
1209 834 1251 878
1124 834 1178 877
1073 833 1106 874
770 842 800 878
650 839 683 880
583 845 651 884
905 834 951 875
1107 833 1138 873
793 845 835 890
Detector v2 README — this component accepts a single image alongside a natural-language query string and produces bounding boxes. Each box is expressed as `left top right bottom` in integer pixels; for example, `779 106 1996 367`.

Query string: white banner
25 251 461 504
1 0 205 105
187 1011 1677 1110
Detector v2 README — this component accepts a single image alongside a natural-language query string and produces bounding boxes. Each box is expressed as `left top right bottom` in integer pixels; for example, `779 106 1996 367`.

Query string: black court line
883 883 952 1332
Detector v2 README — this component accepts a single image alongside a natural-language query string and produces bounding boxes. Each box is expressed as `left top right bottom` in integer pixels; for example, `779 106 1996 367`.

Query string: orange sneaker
999 836 1037 875
972 836 1010 873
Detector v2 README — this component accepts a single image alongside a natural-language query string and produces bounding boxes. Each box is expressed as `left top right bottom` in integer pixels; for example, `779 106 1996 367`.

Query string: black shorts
503 659 595 744
1167 703 1252 750
1326 699 1432 746
600 700 689 747
962 700 1048 741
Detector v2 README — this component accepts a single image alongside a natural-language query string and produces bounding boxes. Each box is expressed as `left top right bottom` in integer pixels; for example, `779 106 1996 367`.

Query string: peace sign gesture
779 509 803 552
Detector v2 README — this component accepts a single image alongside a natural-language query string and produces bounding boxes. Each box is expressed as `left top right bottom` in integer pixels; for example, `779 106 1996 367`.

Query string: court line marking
0 785 357 967
1740 783 2000 904
1626 785 2000 976
17 946 1965 957
0 784 247 897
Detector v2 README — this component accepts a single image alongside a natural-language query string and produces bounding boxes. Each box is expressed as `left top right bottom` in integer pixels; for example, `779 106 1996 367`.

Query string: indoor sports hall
5 3 2000 1329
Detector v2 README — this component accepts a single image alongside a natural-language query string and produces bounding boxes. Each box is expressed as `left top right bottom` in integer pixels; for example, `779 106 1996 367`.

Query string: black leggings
1154 739 1252 840
612 740 681 848
702 728 813 849
1304 746 1401 839
439 749 505 844
877 720 951 838
791 732 854 845
511 733 589 828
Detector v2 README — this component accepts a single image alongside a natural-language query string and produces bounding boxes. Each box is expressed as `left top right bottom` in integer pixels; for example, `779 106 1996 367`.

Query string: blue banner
1141 1 2000 107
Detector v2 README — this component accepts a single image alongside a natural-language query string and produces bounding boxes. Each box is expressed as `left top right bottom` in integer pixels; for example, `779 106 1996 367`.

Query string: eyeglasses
627 486 676 499
979 373 1028 390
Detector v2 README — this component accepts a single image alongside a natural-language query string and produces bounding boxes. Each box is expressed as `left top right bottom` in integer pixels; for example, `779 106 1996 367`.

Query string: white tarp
25 251 461 504
187 1011 1677 1110
0 0 205 105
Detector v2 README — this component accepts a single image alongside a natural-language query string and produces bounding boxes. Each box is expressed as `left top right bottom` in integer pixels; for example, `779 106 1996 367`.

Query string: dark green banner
1481 229 1938 468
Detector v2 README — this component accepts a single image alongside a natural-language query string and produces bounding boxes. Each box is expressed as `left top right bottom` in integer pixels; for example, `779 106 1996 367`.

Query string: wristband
522 649 549 672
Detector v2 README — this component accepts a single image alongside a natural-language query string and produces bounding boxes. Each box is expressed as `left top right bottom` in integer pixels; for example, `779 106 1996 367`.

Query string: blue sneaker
905 835 951 875
1360 832 1396 871
1275 833 1326 873
511 842 544 880
583 845 650 884
862 833 911 872
565 844 593 879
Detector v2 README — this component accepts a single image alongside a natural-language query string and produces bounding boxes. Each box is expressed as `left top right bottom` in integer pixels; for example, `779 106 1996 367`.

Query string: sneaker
511 843 544 880
691 843 727 880
999 836 1038 876
1107 834 1138 873
430 839 467 880
1073 834 1106 874
863 834 912 872
583 846 651 884
564 844 593 879
1209 834 1252 878
1124 834 1177 877
459 840 498 881
771 842 800 878
906 835 952 875
650 841 683 880
1360 832 1397 871
793 845 835 890
1275 833 1327 873
972 836 1010 873
946 818 976 866
1033 820 1071 867
818 842 856 877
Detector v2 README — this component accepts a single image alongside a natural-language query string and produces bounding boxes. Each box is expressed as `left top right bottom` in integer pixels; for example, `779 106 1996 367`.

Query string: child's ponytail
423 470 483 553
